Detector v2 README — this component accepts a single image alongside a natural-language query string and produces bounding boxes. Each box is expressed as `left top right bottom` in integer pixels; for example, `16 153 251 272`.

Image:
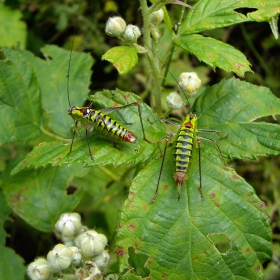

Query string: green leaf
0 191 11 245
180 0 280 35
0 245 25 280
194 77 280 159
11 90 165 174
3 166 85 232
173 34 252 77
117 149 271 279
0 3 27 48
20 45 93 138
0 48 42 144
102 46 138 75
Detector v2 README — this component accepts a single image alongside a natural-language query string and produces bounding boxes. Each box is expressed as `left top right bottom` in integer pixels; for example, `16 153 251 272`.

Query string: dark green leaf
102 46 138 75
20 45 93 138
180 0 280 35
0 245 25 280
0 191 11 244
3 166 85 232
11 90 165 174
173 35 252 77
0 48 42 144
117 149 271 279
195 78 280 159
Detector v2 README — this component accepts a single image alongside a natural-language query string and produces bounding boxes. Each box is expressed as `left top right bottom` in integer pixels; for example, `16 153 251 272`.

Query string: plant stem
139 0 162 116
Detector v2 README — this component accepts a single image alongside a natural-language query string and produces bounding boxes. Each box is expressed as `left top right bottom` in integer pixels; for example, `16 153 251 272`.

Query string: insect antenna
66 3 82 109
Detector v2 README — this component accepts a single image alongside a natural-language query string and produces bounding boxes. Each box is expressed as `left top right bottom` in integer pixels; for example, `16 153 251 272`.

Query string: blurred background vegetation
1 0 280 279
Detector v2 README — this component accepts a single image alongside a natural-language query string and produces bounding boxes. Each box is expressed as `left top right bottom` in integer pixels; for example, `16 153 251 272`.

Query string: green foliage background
0 0 280 280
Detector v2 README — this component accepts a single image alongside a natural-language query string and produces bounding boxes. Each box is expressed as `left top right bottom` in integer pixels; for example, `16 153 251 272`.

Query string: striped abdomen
174 114 197 186
69 106 137 143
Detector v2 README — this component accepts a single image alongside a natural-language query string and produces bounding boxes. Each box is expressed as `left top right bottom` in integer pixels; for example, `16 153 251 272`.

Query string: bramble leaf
102 46 138 75
173 35 252 77
117 147 271 279
180 0 280 35
11 90 165 175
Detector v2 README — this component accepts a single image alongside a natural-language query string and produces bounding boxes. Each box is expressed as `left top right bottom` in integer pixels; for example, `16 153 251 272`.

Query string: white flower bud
123 24 141 43
105 17 126 37
27 258 52 280
84 261 102 280
75 230 107 257
179 72 201 95
94 250 110 268
69 246 82 267
150 9 164 25
166 92 184 110
47 244 72 273
55 212 82 237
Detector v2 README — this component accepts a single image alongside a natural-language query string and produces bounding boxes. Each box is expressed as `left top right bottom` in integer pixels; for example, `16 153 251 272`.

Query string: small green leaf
173 34 252 76
0 48 42 144
102 46 138 75
117 150 271 279
3 166 85 232
180 0 280 35
0 3 26 48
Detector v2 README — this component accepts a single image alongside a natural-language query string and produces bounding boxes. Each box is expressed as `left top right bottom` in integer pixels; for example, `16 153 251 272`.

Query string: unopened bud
27 258 52 280
179 72 201 95
47 244 72 273
150 9 164 25
166 92 184 110
105 17 127 37
123 24 141 43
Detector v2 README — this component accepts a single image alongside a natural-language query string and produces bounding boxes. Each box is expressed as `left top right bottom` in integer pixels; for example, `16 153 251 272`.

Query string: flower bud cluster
27 213 114 280
105 16 141 43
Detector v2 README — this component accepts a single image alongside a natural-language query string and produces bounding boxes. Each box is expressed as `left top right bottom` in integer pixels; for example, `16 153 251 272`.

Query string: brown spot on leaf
255 265 261 271
208 54 214 59
232 174 238 180
56 157 62 161
234 63 243 70
116 248 124 257
163 184 168 190
260 202 266 208
128 224 136 231
130 191 135 196
246 248 250 254
125 94 131 101
209 193 216 199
